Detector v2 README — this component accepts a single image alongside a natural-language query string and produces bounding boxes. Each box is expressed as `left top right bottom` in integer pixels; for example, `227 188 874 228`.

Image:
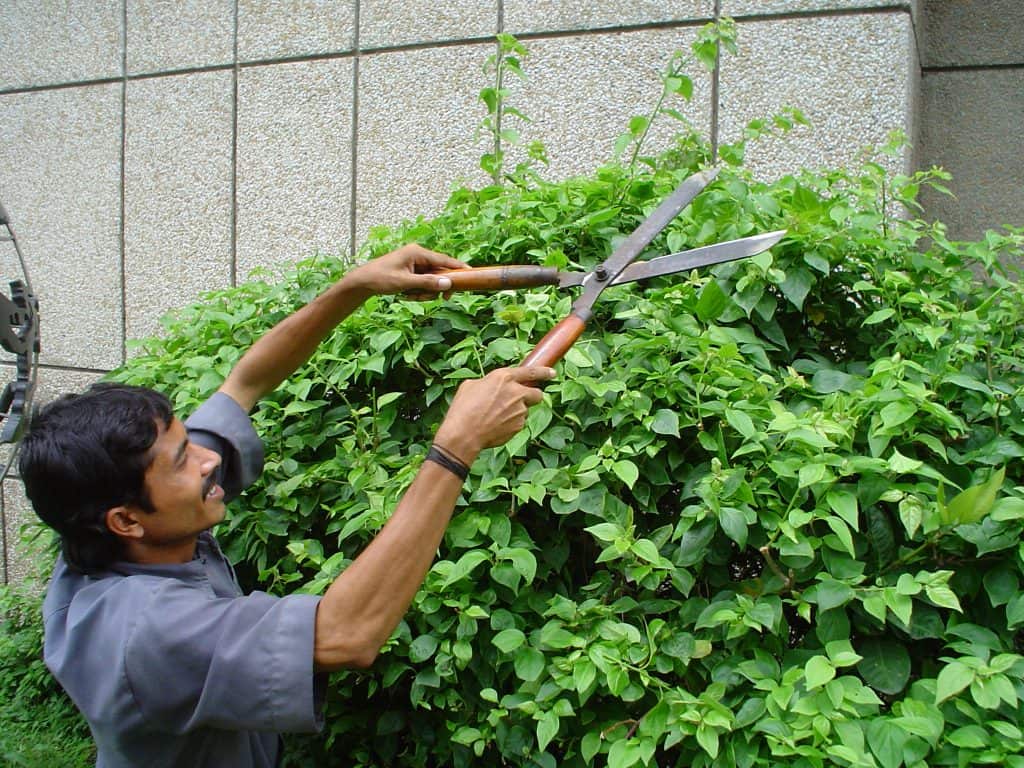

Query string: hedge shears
438 168 785 367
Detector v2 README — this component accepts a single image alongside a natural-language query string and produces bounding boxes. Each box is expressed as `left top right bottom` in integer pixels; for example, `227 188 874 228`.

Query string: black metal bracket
0 201 40 449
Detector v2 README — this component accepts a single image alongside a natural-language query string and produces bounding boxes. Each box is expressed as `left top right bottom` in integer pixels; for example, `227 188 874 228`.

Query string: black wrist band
426 445 470 481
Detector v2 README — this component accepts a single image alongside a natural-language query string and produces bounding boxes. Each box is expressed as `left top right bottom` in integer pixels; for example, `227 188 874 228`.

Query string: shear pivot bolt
595 266 609 281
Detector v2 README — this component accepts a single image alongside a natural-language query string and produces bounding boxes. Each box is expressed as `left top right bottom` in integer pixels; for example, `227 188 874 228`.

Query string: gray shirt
41 393 324 768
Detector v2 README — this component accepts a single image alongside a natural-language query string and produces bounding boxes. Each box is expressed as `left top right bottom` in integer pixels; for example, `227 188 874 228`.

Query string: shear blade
559 230 786 288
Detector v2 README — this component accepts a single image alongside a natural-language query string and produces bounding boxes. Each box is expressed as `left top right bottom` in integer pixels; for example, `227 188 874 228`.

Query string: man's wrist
431 428 480 467
425 444 470 481
334 272 374 304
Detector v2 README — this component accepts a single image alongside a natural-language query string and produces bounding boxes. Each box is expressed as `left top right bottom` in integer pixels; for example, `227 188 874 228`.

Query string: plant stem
759 545 794 591
881 532 943 574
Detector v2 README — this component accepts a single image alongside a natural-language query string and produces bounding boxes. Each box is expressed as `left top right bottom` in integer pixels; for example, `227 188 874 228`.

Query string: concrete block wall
0 1 921 582
918 0 1024 242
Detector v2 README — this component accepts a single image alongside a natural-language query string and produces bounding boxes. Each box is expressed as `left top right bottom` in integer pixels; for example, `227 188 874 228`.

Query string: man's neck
122 535 201 565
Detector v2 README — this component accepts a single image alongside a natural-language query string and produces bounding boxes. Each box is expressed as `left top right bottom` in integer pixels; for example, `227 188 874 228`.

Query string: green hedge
113 120 1024 767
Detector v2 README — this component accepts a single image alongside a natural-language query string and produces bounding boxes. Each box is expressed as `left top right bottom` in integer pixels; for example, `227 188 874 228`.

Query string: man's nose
197 445 221 474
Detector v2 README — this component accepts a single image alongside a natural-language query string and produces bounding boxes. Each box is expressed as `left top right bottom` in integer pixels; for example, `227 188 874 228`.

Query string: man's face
136 417 225 546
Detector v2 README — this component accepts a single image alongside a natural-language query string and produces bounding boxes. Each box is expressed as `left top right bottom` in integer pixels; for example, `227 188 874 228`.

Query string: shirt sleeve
124 580 325 734
184 392 265 501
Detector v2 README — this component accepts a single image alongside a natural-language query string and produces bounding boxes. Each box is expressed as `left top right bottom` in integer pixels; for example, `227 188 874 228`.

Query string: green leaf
632 538 662 564
451 725 482 745
586 522 623 542
884 590 913 626
1005 594 1024 629
513 646 546 682
696 279 729 322
811 369 857 394
639 699 670 739
540 625 578 650
612 460 640 488
493 628 526 653
968 677 999 709
947 724 988 749
779 266 813 309
827 489 859 530
718 506 748 548
651 409 680 436
867 507 897 567
443 550 491 587
942 373 992 395
983 568 1019 607
826 515 857 557
536 710 559 751
815 578 856 611
880 401 916 429
898 496 924 539
628 115 649 137
945 466 1005 525
826 639 863 667
409 634 440 663
677 521 716 566
573 658 596 693
504 548 537 584
607 738 643 768
799 462 828 488
805 655 836 689
581 732 602 763
858 638 911 695
864 308 896 325
696 724 720 759
867 719 911 768
888 449 922 474
923 584 961 612
724 407 757 439
935 661 974 703
895 574 921 596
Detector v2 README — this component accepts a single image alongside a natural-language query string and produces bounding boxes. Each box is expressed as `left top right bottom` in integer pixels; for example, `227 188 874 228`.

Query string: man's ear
105 506 145 540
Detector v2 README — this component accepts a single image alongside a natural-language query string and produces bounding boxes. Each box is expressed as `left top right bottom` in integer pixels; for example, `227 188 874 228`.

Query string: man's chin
203 497 227 524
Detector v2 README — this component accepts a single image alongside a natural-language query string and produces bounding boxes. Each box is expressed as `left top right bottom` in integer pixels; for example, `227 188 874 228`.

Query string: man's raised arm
218 244 465 412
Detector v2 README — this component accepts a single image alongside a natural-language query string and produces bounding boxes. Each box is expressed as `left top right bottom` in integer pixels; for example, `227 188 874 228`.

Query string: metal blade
572 168 719 316
557 230 786 288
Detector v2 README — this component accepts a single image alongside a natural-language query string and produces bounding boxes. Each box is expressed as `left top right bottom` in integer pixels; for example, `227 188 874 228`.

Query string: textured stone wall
919 0 1024 242
0 1 921 582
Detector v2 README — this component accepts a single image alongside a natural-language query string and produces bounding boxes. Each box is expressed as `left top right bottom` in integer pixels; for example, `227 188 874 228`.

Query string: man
19 244 555 767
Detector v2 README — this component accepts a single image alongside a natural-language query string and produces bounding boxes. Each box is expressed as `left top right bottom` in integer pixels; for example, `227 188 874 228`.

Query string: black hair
18 383 174 573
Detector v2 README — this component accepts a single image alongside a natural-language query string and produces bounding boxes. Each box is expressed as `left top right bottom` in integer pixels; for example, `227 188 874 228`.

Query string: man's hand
345 244 466 300
433 366 556 464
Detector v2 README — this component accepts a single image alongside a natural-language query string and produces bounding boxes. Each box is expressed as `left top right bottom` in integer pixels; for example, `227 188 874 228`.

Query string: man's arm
218 244 465 412
312 365 554 670
210 241 556 670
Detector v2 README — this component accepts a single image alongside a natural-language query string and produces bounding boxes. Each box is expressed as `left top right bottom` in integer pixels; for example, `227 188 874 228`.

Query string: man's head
19 383 224 572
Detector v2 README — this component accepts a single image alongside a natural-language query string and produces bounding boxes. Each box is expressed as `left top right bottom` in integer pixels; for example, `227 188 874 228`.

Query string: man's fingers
507 365 557 387
407 245 467 272
407 273 451 296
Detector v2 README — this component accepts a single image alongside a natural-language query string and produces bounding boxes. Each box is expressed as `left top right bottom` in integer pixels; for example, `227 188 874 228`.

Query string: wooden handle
521 313 588 368
440 266 560 292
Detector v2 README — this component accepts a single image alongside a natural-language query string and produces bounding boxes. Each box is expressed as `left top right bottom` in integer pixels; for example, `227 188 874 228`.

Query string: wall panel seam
923 63 1024 74
231 0 239 286
710 0 721 160
35 363 113 375
350 0 361 261
119 0 128 365
730 4 913 24
0 78 123 97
